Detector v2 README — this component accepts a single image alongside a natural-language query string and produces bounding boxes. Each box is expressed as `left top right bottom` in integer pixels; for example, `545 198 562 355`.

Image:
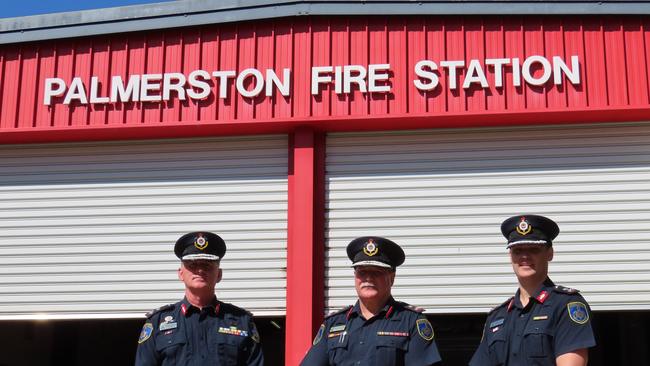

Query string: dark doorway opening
0 316 285 366
0 311 647 365
429 311 650 365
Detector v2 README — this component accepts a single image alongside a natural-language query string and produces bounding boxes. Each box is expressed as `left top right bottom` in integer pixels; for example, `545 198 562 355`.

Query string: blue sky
1 0 175 19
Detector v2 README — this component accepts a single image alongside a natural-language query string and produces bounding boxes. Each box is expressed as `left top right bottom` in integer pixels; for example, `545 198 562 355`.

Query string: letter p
44 78 66 105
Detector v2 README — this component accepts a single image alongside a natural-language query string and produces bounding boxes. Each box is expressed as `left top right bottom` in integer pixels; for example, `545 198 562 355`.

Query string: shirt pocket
216 335 246 366
487 328 508 365
327 334 349 364
523 326 554 359
376 336 409 366
155 333 187 365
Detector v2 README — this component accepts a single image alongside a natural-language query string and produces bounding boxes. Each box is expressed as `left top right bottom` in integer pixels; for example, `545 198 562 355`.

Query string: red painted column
285 127 326 366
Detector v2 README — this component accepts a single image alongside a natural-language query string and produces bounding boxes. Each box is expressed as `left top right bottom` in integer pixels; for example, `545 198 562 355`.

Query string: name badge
330 324 346 333
159 322 178 331
489 318 505 328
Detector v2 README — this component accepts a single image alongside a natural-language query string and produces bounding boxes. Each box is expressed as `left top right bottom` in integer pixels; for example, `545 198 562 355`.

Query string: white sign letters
43 55 580 106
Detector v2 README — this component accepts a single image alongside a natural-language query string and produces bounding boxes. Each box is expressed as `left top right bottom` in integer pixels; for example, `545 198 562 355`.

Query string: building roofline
1 1 648 45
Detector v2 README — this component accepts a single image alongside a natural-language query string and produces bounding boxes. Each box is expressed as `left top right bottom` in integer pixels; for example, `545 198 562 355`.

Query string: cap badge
363 239 379 256
194 234 208 250
516 217 532 235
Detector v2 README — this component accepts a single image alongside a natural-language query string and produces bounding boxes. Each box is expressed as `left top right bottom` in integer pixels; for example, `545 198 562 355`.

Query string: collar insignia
536 290 549 303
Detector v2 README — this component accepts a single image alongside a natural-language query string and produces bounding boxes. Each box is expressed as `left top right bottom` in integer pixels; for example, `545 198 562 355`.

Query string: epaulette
325 305 352 319
553 285 580 295
145 303 174 318
488 297 513 315
397 301 425 313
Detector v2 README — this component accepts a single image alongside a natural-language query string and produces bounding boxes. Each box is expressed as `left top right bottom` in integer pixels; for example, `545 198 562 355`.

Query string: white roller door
0 135 287 319
326 122 650 314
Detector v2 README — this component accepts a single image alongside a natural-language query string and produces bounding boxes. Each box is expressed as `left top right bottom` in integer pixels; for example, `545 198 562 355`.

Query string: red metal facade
1 15 650 143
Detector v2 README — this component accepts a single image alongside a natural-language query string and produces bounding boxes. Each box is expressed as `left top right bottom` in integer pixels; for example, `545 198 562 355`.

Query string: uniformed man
469 215 596 366
135 231 264 366
300 236 442 366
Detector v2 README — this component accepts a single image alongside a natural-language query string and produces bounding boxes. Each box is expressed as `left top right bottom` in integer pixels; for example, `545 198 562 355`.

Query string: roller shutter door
326 122 650 313
0 135 287 319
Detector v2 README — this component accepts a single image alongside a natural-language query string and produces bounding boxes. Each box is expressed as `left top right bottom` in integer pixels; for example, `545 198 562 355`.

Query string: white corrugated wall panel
325 122 650 314
0 135 288 319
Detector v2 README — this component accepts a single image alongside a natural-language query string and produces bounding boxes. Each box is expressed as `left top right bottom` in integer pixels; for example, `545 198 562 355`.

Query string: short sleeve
468 318 491 366
404 315 442 366
245 317 264 366
134 320 159 366
299 322 329 366
553 295 596 357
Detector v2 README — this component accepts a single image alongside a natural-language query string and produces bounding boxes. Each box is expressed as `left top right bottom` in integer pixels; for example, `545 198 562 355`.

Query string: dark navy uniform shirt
300 297 442 366
135 297 264 366
469 278 596 366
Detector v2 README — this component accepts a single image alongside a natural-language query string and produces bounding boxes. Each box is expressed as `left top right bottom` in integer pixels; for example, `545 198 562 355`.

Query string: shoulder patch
325 305 352 319
397 301 425 313
313 323 325 345
416 318 434 341
554 285 580 295
488 297 513 315
138 322 154 344
567 302 590 324
145 303 174 318
250 322 261 343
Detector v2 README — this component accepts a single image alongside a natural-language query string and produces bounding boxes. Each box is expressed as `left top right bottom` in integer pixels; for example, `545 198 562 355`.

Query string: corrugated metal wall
0 135 288 319
325 122 650 313
0 15 649 133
